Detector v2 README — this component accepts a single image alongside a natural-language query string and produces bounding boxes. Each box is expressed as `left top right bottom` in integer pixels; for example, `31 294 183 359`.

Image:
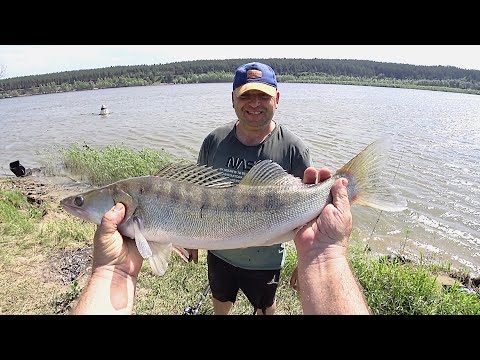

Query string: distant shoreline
2 58 480 99
2 79 479 100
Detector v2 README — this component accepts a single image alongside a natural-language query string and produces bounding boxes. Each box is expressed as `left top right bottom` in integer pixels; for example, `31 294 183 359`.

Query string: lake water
1 83 479 276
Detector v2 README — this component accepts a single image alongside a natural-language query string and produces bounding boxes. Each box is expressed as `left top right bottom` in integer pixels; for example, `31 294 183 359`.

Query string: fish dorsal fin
155 162 235 188
147 242 174 276
239 160 305 187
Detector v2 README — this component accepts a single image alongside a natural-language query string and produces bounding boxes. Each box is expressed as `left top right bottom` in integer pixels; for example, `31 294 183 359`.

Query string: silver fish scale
133 178 331 249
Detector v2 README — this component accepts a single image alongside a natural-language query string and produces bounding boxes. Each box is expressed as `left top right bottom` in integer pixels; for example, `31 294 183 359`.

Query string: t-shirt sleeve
197 136 211 166
291 145 312 179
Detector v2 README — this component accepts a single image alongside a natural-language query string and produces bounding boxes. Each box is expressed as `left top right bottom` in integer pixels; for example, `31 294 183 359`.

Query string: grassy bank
0 144 479 315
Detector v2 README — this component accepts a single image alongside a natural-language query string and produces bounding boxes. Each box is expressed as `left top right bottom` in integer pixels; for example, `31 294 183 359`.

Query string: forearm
297 247 370 315
71 266 137 315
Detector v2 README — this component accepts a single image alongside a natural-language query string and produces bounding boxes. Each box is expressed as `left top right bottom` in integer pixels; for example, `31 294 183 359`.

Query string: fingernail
113 203 123 212
342 179 348 187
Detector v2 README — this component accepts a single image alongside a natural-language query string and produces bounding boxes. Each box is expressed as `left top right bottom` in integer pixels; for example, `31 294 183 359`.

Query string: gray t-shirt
197 120 312 270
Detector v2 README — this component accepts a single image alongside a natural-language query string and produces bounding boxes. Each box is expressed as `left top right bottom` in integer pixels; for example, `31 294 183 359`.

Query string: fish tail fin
337 137 407 212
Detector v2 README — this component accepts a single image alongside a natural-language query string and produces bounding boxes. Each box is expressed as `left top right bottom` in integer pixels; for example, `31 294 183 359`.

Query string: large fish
60 137 407 276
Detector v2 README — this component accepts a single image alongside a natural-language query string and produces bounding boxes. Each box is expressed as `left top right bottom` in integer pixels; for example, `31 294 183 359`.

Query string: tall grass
62 144 180 185
350 246 480 315
0 190 41 237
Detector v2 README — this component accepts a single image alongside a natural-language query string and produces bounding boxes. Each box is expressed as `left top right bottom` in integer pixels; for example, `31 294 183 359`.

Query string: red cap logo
246 69 262 79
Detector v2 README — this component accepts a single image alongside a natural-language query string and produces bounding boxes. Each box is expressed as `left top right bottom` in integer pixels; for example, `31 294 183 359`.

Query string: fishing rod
183 283 211 315
365 142 406 252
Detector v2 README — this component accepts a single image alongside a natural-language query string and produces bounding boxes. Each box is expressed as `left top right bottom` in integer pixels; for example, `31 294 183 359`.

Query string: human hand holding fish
70 201 189 314
293 176 370 314
61 137 407 279
69 169 367 315
70 202 142 314
90 202 143 273
290 165 333 291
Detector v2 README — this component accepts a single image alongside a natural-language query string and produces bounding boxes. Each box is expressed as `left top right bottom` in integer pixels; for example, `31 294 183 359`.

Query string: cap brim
234 83 277 97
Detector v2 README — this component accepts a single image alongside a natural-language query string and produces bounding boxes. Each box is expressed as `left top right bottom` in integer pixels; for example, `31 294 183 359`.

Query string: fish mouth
60 202 82 217
61 202 102 225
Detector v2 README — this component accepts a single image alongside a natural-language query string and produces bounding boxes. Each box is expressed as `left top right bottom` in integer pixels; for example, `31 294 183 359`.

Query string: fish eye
74 196 84 207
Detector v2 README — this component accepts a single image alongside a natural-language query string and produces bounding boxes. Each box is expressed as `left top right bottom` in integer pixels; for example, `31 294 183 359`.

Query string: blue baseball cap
233 62 278 97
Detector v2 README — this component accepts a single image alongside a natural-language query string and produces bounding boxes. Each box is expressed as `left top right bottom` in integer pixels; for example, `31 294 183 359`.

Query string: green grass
62 144 181 186
0 190 42 237
0 144 479 315
350 247 480 315
132 243 303 315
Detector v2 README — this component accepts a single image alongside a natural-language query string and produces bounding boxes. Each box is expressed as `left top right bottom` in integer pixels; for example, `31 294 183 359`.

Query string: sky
1 45 480 79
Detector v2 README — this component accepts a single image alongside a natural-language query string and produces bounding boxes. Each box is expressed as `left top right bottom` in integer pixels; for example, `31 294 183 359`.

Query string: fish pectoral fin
172 245 190 263
133 217 152 259
147 242 173 276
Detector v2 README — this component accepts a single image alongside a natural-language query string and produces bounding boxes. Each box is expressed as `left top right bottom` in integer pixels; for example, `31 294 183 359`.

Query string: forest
1 58 480 99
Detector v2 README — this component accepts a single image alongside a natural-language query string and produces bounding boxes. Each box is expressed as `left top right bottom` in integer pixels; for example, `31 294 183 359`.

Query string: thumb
96 203 125 238
332 178 350 212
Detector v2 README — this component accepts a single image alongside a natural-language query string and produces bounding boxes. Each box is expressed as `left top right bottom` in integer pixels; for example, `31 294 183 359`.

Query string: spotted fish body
60 138 407 276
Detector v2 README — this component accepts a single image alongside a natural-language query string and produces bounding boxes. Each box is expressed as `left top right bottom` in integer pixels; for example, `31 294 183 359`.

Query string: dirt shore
0 174 96 296
0 174 93 205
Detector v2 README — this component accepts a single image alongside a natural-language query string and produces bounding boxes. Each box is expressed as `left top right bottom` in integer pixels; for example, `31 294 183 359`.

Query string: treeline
1 58 480 99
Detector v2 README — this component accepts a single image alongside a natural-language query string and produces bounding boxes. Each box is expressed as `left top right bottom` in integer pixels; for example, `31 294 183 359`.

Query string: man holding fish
186 62 313 315
69 62 371 315
70 171 370 315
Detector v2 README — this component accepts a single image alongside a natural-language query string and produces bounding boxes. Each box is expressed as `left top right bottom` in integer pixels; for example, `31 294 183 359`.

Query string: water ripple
1 83 479 275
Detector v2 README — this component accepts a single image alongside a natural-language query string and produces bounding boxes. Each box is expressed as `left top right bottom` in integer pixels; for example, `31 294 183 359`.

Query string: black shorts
207 251 281 314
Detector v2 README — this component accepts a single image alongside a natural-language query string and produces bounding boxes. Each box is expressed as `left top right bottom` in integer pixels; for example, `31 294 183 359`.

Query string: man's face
232 89 279 128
